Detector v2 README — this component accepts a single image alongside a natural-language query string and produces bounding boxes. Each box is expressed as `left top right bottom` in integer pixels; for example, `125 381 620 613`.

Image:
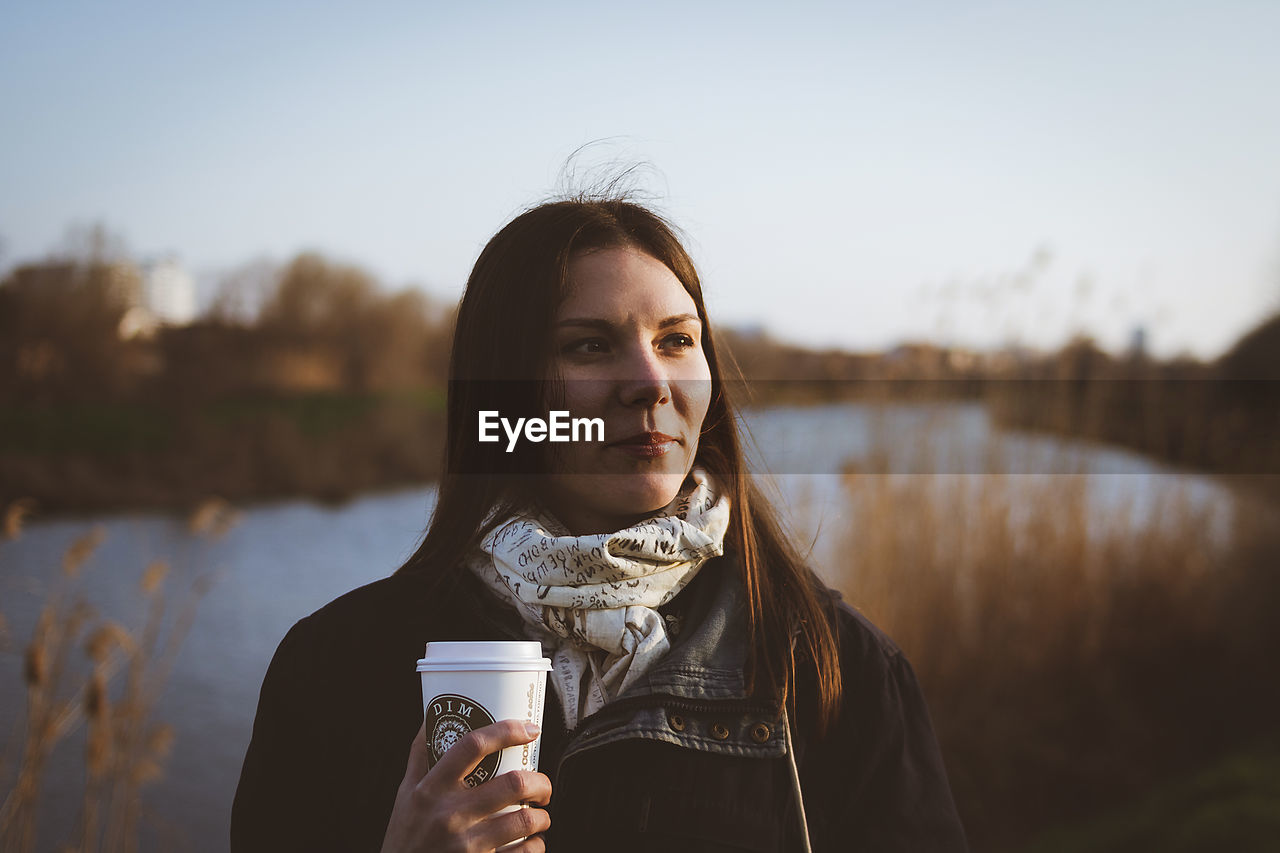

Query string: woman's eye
564 338 608 355
662 333 697 350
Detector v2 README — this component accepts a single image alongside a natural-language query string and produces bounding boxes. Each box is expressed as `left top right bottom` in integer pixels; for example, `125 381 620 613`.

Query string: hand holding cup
382 641 554 852
380 718 551 853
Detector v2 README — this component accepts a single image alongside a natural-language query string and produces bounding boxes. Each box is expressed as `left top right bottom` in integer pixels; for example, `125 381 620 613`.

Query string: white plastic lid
416 641 552 673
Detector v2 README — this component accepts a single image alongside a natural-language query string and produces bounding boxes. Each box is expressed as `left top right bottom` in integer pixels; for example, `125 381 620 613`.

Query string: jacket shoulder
304 571 431 628
234 570 446 851
298 565 521 649
802 587 970 851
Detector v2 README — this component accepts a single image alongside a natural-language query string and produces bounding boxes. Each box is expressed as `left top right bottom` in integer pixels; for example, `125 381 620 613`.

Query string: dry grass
832 451 1280 850
0 497 236 853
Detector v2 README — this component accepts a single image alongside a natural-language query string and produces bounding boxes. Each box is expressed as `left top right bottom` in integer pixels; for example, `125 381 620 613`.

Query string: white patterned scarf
467 466 732 729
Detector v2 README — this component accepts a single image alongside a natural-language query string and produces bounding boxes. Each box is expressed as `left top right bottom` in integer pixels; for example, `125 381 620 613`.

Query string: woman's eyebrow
556 313 701 330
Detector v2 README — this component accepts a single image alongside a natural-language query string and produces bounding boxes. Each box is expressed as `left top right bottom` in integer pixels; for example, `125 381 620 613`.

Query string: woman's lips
608 432 680 458
610 440 677 458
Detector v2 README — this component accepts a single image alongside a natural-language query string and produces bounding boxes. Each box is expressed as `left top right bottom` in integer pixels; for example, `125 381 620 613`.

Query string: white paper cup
416 640 552 786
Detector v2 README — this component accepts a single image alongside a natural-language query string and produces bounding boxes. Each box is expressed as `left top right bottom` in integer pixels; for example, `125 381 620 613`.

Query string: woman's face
542 246 712 535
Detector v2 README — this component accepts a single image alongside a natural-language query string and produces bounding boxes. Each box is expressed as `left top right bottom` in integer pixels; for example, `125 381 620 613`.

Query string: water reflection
742 402 1236 583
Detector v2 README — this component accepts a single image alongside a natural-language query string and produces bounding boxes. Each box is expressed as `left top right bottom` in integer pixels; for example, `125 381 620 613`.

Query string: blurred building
115 257 197 338
141 257 197 325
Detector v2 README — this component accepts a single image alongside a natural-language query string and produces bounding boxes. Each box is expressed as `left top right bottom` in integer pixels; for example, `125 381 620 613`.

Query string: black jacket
232 558 968 852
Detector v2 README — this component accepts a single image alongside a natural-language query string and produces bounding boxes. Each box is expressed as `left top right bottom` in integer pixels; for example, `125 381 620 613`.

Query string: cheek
558 379 610 416
691 394 712 436
680 367 713 421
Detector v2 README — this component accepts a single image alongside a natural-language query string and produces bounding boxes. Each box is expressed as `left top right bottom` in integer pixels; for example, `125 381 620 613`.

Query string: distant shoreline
4 388 1277 519
0 391 445 516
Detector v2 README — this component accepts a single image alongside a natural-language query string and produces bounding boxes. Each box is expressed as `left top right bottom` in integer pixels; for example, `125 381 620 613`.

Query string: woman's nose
616 347 671 408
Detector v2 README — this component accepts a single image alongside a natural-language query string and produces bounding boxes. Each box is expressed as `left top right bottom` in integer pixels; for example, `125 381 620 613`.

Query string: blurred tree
1218 313 1280 380
258 253 378 391
55 222 132 266
252 253 453 393
206 259 279 326
0 259 141 402
154 253 455 399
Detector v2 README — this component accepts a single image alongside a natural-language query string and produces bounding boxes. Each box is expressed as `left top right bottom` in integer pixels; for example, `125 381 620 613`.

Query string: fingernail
525 722 541 738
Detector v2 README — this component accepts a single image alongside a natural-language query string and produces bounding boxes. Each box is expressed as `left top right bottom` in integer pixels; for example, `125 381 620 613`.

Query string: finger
493 835 546 853
460 770 552 820
432 719 540 785
403 717 431 783
468 805 550 852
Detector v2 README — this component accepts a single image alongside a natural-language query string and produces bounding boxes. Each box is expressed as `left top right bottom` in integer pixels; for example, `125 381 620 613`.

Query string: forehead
558 247 698 320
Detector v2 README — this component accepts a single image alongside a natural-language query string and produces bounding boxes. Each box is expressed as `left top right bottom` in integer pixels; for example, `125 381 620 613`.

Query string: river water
0 402 1242 851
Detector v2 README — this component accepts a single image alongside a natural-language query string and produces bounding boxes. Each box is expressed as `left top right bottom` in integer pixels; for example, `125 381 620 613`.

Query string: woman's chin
604 473 688 510
545 474 684 528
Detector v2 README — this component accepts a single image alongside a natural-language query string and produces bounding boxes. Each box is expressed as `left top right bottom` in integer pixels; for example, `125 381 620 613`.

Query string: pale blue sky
3 0 1278 358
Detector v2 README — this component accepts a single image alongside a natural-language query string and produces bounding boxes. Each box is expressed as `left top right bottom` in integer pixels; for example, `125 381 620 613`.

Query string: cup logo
424 693 499 787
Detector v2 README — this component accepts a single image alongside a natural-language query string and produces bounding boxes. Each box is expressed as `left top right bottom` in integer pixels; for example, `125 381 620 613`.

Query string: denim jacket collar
554 556 788 768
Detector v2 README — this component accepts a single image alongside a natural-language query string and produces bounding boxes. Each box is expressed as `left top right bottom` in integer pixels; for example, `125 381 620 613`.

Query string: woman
231 197 969 852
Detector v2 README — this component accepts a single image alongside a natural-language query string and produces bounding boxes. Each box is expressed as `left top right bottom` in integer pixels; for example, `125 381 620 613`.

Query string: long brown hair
397 197 842 734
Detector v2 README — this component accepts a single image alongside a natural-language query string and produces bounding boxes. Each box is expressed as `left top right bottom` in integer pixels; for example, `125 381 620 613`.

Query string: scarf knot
467 466 731 727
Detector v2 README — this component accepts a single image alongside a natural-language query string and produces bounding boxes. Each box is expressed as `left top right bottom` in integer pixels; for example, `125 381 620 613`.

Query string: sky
2 0 1278 359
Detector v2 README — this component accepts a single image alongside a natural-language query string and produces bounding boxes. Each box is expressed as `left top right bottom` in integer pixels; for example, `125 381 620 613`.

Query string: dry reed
0 497 233 853
831 428 1280 850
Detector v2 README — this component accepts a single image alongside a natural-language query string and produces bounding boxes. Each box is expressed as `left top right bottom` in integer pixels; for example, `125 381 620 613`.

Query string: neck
541 501 651 536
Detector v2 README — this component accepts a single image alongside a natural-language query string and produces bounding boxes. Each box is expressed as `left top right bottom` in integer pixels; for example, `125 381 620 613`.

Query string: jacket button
750 723 771 743
710 721 730 740
667 713 686 732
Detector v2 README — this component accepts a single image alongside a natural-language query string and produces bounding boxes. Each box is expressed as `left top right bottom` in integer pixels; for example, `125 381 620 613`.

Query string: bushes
835 463 1280 850
0 393 445 513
